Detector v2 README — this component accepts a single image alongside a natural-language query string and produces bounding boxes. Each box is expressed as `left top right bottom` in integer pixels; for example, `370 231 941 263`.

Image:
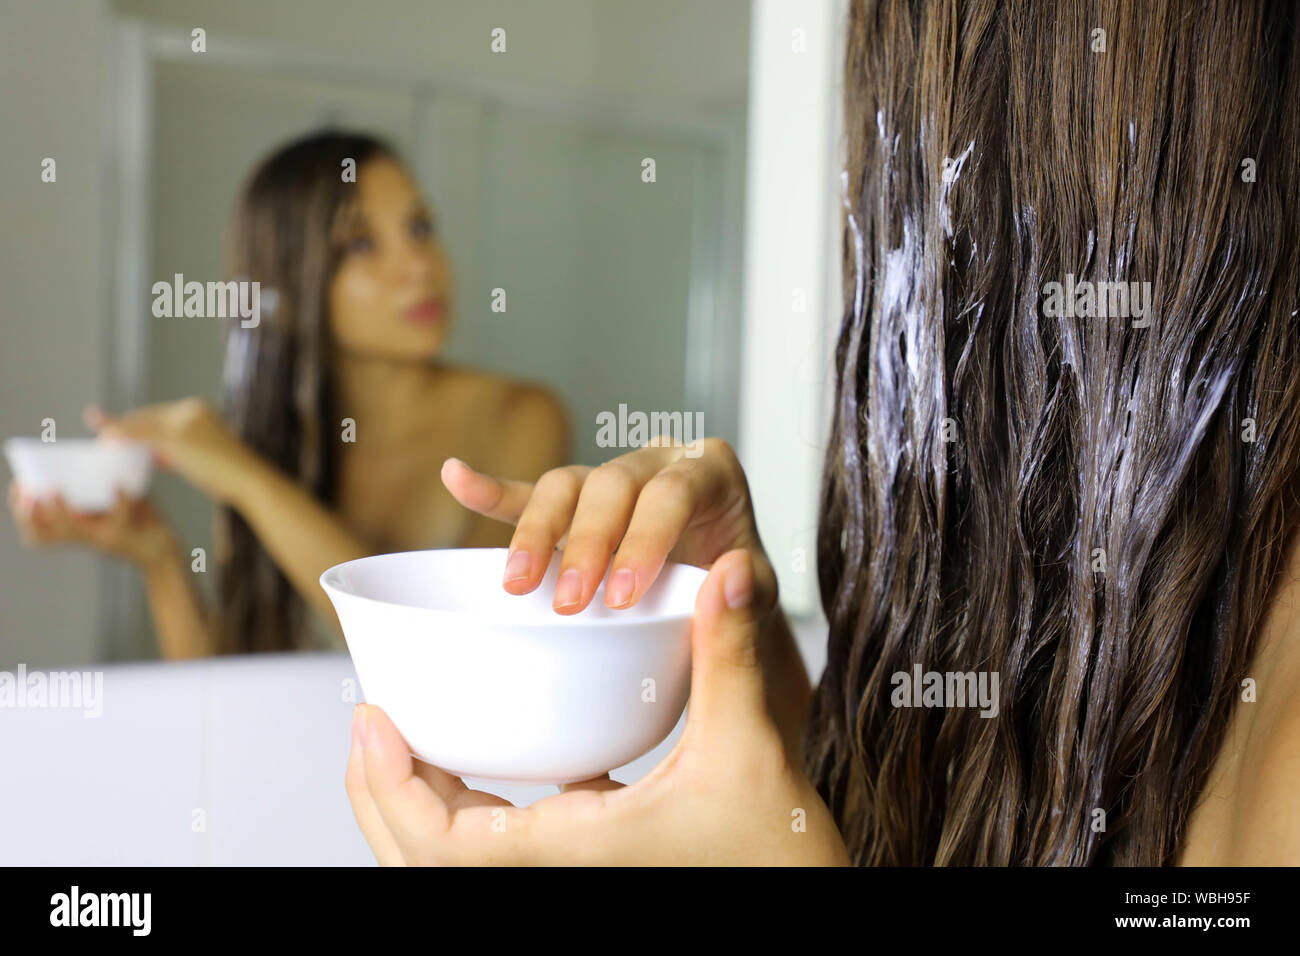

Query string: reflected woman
8 131 569 657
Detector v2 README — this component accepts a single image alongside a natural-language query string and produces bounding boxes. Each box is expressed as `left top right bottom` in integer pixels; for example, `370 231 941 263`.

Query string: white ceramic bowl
3 437 153 512
321 548 707 784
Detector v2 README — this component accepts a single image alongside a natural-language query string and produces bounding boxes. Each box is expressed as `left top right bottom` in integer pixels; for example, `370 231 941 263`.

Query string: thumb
684 549 771 737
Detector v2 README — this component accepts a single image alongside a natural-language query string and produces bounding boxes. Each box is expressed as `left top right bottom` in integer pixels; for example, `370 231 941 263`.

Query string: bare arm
91 400 373 631
227 454 373 628
8 484 213 660
139 541 212 659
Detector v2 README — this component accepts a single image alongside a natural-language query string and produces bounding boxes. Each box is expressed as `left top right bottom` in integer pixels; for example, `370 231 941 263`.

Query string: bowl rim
319 547 708 629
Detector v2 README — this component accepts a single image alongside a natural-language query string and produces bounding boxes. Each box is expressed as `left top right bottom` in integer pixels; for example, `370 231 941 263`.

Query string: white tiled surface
0 617 828 866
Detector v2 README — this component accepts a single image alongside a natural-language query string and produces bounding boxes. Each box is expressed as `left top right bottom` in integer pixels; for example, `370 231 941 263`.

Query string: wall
112 0 751 114
0 0 111 669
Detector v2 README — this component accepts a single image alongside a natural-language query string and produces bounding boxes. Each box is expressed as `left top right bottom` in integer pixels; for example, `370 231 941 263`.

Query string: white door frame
739 0 845 618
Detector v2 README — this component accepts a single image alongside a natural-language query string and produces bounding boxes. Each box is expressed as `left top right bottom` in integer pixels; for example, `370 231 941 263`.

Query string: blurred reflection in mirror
9 132 569 658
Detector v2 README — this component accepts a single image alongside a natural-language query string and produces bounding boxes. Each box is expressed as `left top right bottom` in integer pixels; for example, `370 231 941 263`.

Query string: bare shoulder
1201 678 1300 866
1182 535 1300 864
434 364 569 480
491 381 570 480
501 381 567 427
434 363 558 412
1236 545 1300 863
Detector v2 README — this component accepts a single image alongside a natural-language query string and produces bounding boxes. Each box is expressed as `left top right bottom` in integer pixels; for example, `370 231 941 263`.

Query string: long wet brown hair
806 0 1300 864
216 131 395 653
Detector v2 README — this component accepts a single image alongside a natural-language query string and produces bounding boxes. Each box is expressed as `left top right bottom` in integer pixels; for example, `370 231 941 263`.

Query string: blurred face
328 157 453 358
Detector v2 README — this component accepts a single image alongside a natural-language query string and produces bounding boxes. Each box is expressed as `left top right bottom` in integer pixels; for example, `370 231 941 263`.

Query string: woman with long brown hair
345 0 1299 865
9 131 569 657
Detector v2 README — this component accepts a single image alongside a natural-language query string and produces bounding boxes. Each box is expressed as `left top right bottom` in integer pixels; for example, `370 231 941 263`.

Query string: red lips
406 298 446 323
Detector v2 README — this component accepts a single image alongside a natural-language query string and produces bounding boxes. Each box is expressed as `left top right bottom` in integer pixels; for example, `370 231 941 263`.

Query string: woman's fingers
88 404 180 469
501 466 588 594
344 710 407 866
85 403 135 438
71 490 130 548
358 703 467 865
358 703 548 866
8 483 34 539
682 550 779 746
84 402 166 443
83 404 109 431
109 488 133 530
448 440 754 617
550 463 644 612
440 458 538 523
42 495 77 540
355 704 452 865
12 490 46 545
346 705 517 865
604 463 721 609
442 458 594 595
623 453 779 615
548 445 685 613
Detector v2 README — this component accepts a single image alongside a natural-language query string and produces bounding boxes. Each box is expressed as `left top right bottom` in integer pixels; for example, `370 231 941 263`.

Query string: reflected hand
85 399 256 505
345 551 849 866
8 482 175 568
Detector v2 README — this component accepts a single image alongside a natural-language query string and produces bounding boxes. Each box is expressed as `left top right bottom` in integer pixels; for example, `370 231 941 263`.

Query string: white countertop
0 617 827 865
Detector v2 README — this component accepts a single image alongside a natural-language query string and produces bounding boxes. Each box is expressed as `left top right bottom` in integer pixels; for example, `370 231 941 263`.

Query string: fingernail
353 705 368 748
554 568 582 609
606 567 635 607
723 555 753 610
503 549 531 584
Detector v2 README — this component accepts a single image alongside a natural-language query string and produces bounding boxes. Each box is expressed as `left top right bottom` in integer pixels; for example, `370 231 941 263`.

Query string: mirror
1 0 752 666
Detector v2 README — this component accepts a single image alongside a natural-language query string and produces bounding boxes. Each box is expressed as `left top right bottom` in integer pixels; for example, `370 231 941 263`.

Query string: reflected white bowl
320 548 706 784
3 437 153 512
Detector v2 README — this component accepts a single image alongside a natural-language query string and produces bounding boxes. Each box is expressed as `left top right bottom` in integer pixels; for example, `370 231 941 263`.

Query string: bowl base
412 755 614 788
